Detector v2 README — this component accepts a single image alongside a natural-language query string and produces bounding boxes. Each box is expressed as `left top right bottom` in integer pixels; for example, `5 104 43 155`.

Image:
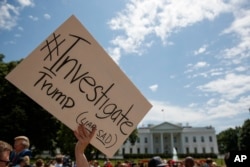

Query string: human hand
74 124 96 153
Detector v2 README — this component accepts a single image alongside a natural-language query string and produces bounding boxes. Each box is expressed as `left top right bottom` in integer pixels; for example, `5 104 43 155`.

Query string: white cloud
209 68 224 77
140 96 249 133
17 0 34 7
194 45 207 55
221 9 250 64
193 61 210 69
108 0 231 62
149 84 158 92
107 47 121 64
28 15 38 21
44 13 51 20
0 1 19 30
235 66 247 72
0 0 34 30
198 73 250 100
140 100 205 127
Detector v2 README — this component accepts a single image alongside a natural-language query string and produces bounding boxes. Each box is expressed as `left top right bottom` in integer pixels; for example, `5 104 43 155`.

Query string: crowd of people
0 124 232 167
88 156 225 167
0 124 95 167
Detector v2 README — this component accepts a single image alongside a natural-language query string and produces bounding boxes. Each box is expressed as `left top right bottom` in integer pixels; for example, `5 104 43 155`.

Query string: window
122 148 125 154
174 136 177 143
145 147 148 154
201 136 205 142
186 147 189 154
164 136 168 142
185 136 188 143
137 137 140 143
202 147 206 153
209 136 213 142
130 148 133 154
211 147 214 153
137 148 140 154
193 136 196 143
155 136 159 143
144 137 148 143
194 147 197 153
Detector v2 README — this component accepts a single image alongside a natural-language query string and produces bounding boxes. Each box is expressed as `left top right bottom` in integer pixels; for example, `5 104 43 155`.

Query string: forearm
73 124 96 167
75 151 89 167
75 143 89 167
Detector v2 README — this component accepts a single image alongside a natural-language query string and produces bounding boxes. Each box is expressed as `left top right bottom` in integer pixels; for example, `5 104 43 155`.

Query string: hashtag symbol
40 33 66 61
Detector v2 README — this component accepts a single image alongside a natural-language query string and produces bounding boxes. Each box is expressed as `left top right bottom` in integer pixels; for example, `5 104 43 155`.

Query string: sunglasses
0 159 10 166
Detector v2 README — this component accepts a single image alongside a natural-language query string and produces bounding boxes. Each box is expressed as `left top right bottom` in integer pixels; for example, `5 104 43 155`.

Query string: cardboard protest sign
5 15 152 157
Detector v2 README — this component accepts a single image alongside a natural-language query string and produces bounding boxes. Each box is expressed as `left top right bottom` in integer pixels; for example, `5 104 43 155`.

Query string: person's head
35 159 44 167
121 162 128 167
211 162 217 167
14 136 30 152
93 160 99 167
184 156 194 167
148 156 166 167
18 156 30 167
206 158 213 166
0 141 13 167
55 155 63 164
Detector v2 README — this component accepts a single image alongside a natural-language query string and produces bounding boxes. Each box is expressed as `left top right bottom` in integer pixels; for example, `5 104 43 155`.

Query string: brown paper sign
5 15 152 157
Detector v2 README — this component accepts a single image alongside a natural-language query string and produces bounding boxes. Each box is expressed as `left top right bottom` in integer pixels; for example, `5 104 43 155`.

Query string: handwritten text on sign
5 15 152 157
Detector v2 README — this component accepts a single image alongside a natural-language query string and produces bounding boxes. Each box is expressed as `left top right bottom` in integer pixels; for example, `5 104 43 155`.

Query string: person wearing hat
148 156 167 167
9 136 32 166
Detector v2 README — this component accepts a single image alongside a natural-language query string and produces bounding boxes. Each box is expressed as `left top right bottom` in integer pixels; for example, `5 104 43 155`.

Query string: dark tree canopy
217 119 250 153
0 55 60 155
239 119 250 150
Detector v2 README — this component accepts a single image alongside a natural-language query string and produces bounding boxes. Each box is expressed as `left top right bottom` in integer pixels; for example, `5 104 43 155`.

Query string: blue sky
1 0 250 134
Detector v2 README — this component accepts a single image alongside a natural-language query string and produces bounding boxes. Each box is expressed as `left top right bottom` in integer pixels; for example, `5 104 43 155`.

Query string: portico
148 122 183 154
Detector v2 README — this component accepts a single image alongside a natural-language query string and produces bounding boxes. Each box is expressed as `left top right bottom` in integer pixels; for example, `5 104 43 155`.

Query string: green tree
239 119 250 150
0 55 60 155
217 127 240 153
128 129 138 145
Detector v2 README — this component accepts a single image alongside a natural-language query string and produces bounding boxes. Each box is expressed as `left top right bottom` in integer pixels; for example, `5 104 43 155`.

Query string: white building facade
119 122 219 155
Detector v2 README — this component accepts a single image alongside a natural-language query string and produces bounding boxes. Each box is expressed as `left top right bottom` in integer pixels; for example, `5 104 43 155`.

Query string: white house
119 122 219 155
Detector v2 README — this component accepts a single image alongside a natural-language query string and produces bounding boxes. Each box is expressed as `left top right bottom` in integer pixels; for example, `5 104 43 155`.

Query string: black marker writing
76 112 117 148
35 32 135 136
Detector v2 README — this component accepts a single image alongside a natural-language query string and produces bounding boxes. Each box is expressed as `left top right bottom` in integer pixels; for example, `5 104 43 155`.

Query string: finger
78 124 88 137
89 126 97 140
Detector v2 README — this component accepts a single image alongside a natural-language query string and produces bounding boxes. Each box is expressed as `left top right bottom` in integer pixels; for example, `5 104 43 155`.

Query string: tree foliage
0 55 60 155
217 119 250 153
239 119 250 150
128 129 139 145
217 127 240 153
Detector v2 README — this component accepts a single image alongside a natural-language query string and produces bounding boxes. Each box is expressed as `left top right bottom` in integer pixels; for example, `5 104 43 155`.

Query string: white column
160 133 164 153
170 133 174 154
150 133 154 153
179 133 183 153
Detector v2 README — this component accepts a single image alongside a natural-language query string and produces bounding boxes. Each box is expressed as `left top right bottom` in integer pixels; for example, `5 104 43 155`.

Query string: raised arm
73 124 96 167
